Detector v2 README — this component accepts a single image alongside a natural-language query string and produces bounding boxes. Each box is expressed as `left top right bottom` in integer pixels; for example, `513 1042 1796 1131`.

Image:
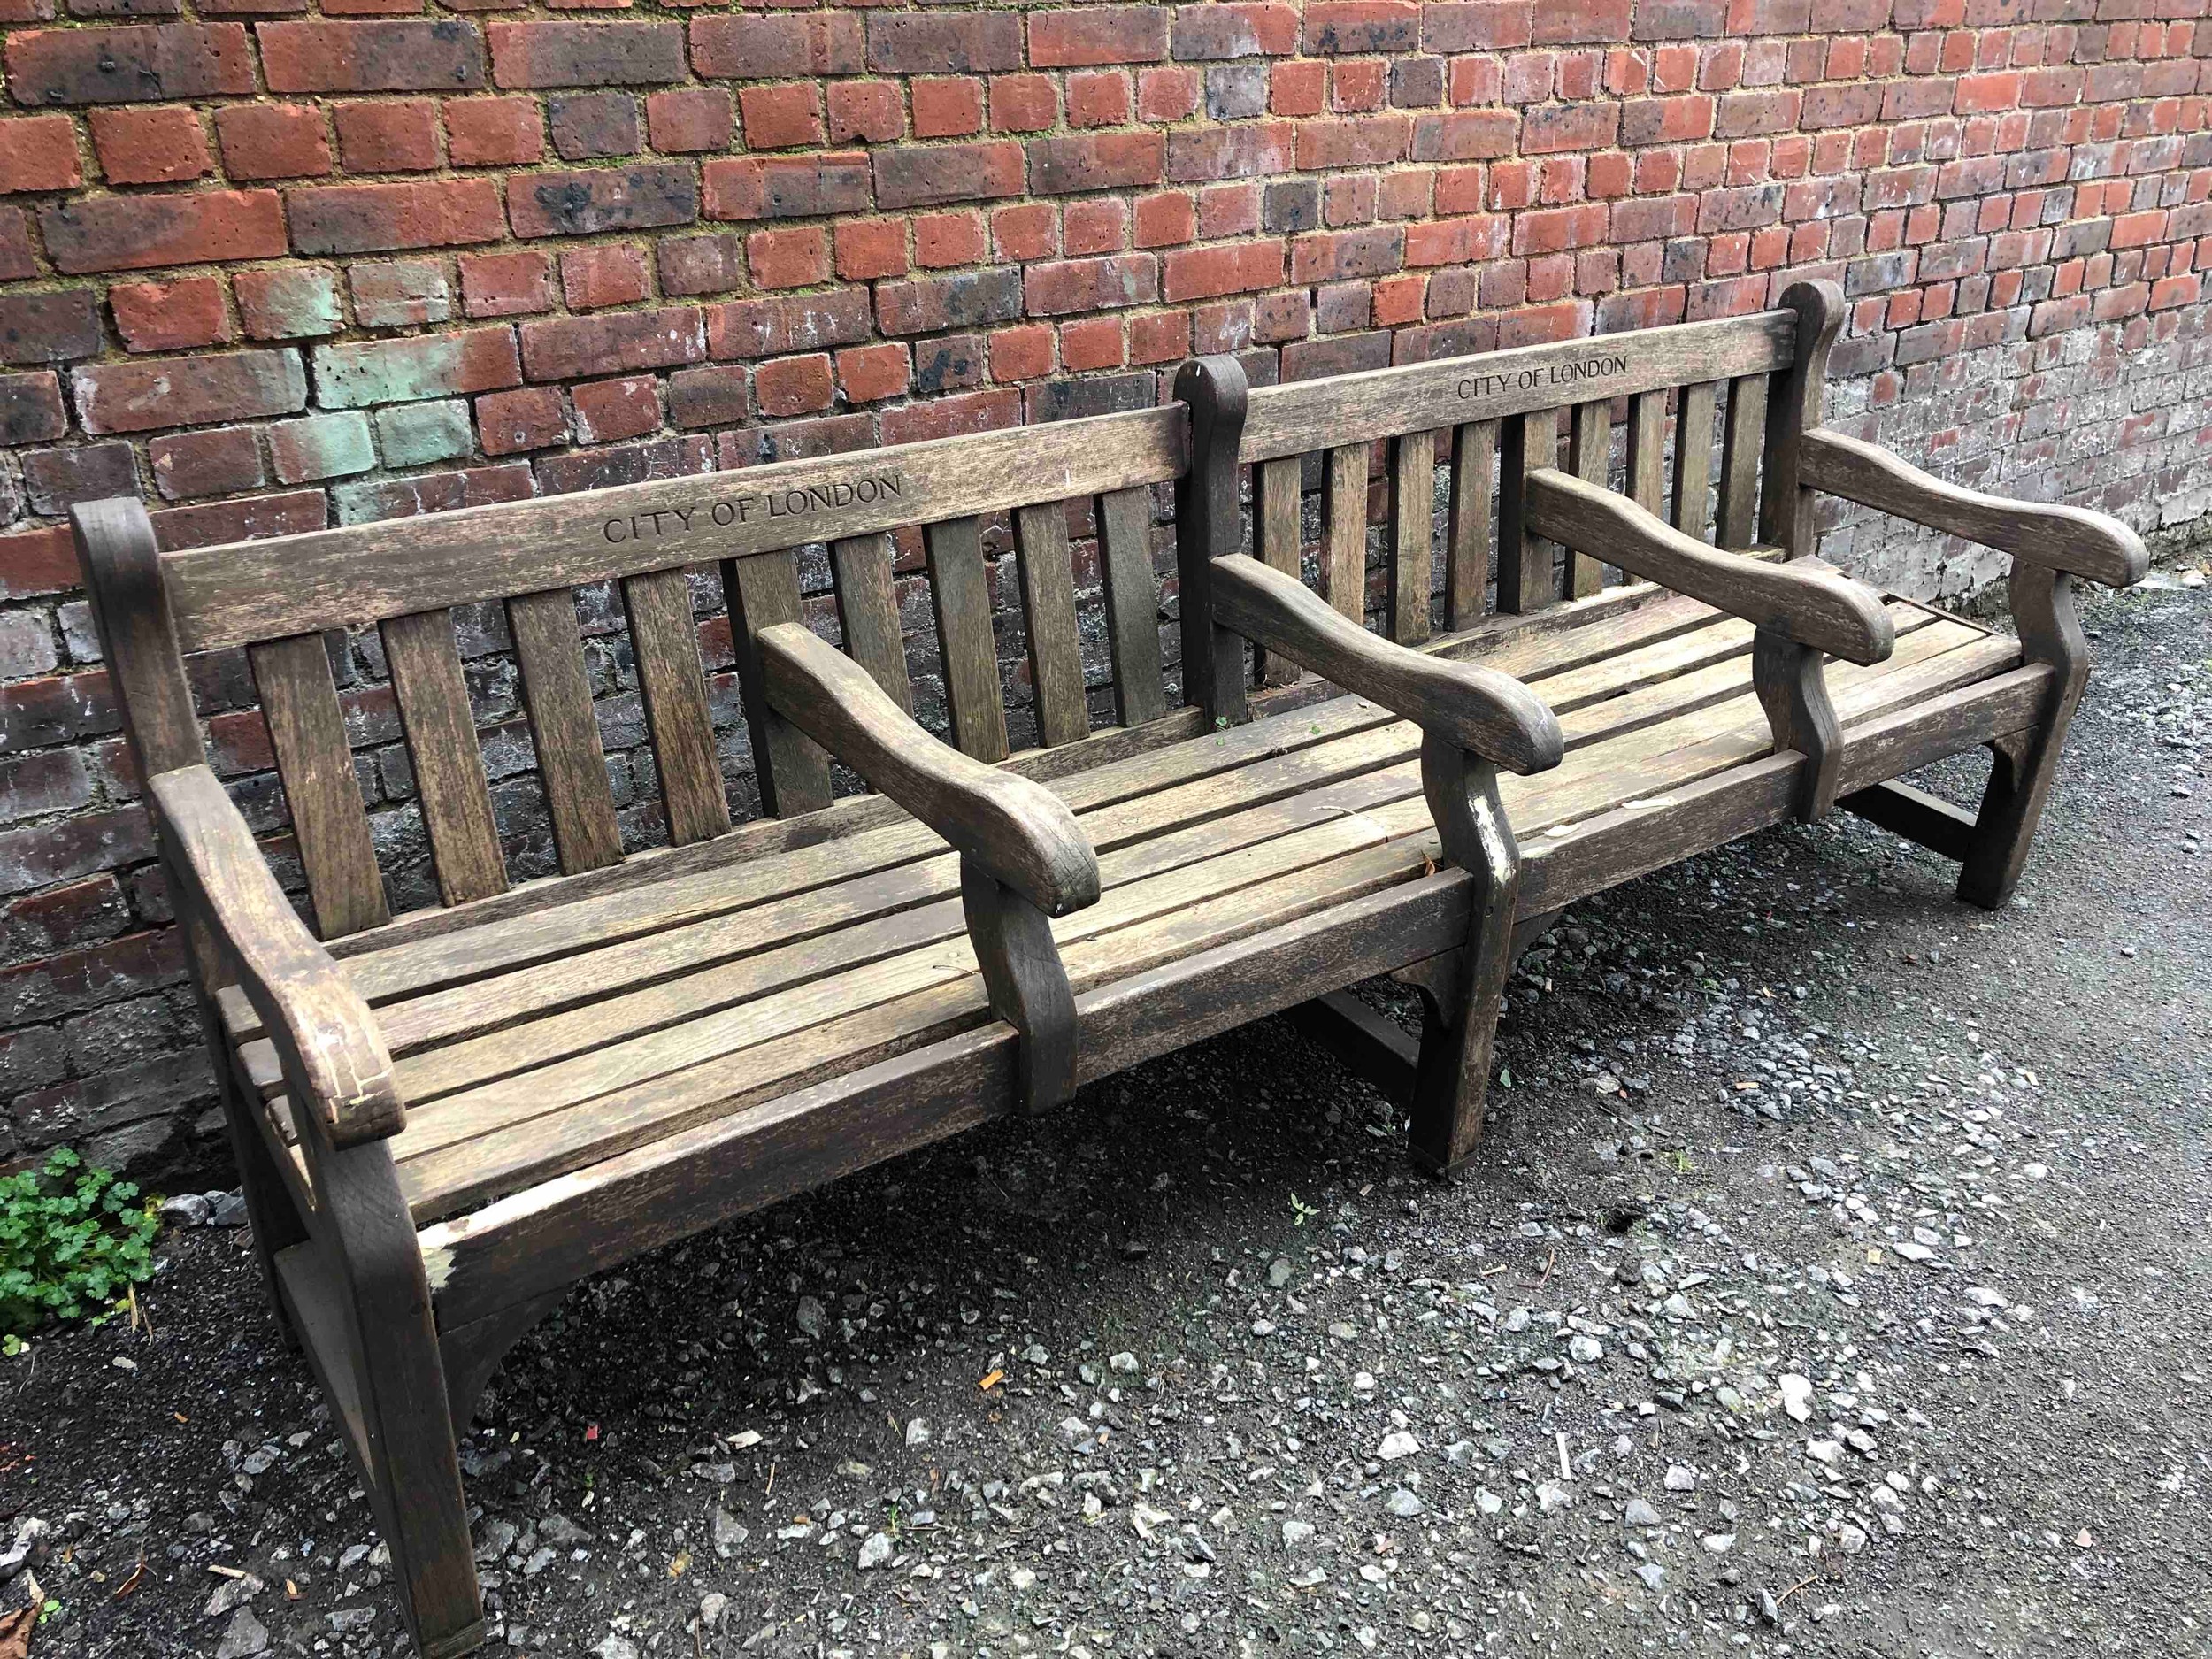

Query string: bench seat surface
225 586 2015 1227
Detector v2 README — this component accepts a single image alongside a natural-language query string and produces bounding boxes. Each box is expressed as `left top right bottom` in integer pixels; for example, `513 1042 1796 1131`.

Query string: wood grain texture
1496 406 1558 613
165 408 1188 653
1171 354 1251 726
251 632 392 936
722 548 834 817
1627 388 1668 517
504 588 623 877
1208 554 1563 773
1446 420 1495 630
961 856 1078 1113
1838 779 1978 860
1256 455 1305 687
1672 380 1718 541
1717 373 1767 549
757 622 1100 915
70 497 204 778
1565 400 1610 598
1752 628 1844 819
1322 442 1369 620
621 567 732 845
1095 485 1167 725
1957 565 2085 908
1388 428 1436 644
1013 499 1092 748
829 532 914 713
1524 468 1895 664
380 608 507 906
1760 279 1843 557
924 515 1011 763
1796 427 2147 586
1239 310 1794 462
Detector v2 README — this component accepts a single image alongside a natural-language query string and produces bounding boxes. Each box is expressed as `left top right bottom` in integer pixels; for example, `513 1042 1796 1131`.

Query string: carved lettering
601 471 906 545
1454 349 1632 404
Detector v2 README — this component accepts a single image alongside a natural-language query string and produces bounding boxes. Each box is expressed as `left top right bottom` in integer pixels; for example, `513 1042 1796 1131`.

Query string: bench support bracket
1752 627 1844 820
1838 779 1978 862
1958 566 2085 908
963 857 1079 1115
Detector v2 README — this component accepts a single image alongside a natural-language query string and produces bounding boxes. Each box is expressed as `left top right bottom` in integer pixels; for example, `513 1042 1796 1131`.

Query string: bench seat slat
250 631 390 939
380 607 507 907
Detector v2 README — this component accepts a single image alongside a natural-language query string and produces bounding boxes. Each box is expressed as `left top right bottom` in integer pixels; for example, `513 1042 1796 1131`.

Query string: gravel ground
5 577 2208 1659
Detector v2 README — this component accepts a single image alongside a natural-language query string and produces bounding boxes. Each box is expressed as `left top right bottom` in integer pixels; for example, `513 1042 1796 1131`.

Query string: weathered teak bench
77 279 2143 1656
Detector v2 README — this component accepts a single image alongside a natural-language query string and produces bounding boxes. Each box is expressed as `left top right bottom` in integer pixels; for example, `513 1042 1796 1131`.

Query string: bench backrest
147 407 1186 940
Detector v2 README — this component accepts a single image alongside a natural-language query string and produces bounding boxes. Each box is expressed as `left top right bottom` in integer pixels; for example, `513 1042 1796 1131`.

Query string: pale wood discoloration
1446 419 1495 630
1388 428 1436 644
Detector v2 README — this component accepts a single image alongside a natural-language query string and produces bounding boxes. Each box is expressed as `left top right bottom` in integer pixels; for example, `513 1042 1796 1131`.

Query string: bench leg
442 1290 567 1439
1958 567 2086 911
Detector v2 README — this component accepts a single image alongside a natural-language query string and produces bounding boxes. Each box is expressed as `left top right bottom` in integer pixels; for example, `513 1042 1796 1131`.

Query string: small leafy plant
0 1148 160 1340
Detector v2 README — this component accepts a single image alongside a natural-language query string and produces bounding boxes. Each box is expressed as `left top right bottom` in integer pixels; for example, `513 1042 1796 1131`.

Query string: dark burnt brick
688 13 863 80
486 20 685 89
0 371 65 444
1411 110 1517 161
718 411 874 467
703 288 872 358
332 461 532 525
4 24 252 106
548 90 641 159
150 488 325 550
873 141 1025 211
1282 328 1392 379
75 347 304 434
1169 3 1300 59
149 425 265 501
40 188 285 274
287 178 506 256
257 19 486 94
1027 132 1165 196
657 233 745 297
519 304 705 381
1024 254 1160 316
1026 368 1156 423
0 210 35 281
666 363 750 429
910 331 983 394
875 267 1024 337
535 434 710 496
1167 121 1294 182
0 289 103 364
1292 225 1404 283
23 441 137 515
1030 7 1169 67
510 164 695 237
1302 1 1420 54
864 11 1023 74
314 326 520 407
0 809 154 898
703 154 872 220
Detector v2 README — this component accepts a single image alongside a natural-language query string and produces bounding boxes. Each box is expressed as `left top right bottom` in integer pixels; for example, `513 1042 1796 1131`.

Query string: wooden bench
77 278 2144 1657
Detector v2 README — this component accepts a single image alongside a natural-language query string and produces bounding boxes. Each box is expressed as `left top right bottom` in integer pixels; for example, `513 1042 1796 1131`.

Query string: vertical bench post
1174 355 1251 728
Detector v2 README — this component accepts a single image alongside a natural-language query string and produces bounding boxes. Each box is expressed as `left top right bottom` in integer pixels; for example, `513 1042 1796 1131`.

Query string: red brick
752 353 833 418
1065 196 1129 256
834 342 910 403
259 19 487 94
704 289 872 358
748 225 831 289
40 188 285 274
86 107 209 187
1056 315 1124 371
1031 6 1169 67
689 13 864 80
829 81 904 144
444 96 543 166
879 387 1019 445
1027 132 1164 195
873 140 1026 211
460 250 556 318
560 243 649 311
1271 60 1326 116
1169 122 1294 182
647 88 732 154
0 116 82 194
315 326 522 405
656 233 745 297
1141 65 1203 120
109 276 233 353
740 83 825 150
0 290 103 365
915 211 988 269
4 25 253 106
865 11 1024 74
834 219 909 281
1025 253 1159 315
994 202 1058 261
1130 308 1190 365
987 322 1054 381
74 347 304 434
914 77 986 138
571 374 659 444
212 104 332 180
1066 71 1133 128
874 267 1024 335
519 305 704 381
1161 239 1285 301
990 75 1057 134
0 525 81 601
703 154 872 221
287 179 505 257
476 385 566 454
0 210 35 282
1136 191 1197 248
486 19 684 88
334 98 443 173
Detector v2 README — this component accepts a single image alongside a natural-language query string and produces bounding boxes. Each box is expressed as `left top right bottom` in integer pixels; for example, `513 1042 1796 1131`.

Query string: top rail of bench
160 405 1187 654
1237 310 1797 465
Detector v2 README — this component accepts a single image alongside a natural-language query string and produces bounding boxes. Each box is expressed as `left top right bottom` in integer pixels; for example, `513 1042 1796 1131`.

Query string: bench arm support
1209 554 1564 775
1524 466 1896 664
757 622 1099 1114
1796 427 2148 587
148 764 404 1148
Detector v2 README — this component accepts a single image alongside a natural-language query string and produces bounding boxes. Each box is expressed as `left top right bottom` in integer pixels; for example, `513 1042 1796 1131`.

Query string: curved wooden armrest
756 622 1101 917
1209 554 1563 775
1797 427 2147 588
1525 467 1895 665
148 765 403 1148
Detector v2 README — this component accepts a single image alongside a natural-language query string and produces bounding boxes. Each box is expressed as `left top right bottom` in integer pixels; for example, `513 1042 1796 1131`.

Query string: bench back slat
1255 456 1304 687
1627 389 1668 518
1095 485 1167 726
504 588 624 878
380 607 509 906
620 568 732 846
249 632 390 938
1566 401 1611 598
1322 443 1367 619
1717 373 1769 548
1444 419 1495 633
923 515 1010 763
1011 500 1091 748
1387 430 1435 644
1496 406 1560 614
722 547 833 819
1671 380 1720 540
828 533 913 715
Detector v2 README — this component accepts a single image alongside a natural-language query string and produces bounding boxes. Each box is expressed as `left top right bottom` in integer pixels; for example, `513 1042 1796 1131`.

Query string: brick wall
2 0 2208 1179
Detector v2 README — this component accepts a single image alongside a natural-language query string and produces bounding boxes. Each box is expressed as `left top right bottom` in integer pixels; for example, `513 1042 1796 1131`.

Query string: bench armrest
756 622 1101 917
1209 554 1564 775
1797 427 2148 587
1525 467 1895 665
148 764 403 1148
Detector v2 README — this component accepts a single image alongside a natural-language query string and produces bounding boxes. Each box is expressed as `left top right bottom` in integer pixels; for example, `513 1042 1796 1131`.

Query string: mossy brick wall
1 1 2209 1179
